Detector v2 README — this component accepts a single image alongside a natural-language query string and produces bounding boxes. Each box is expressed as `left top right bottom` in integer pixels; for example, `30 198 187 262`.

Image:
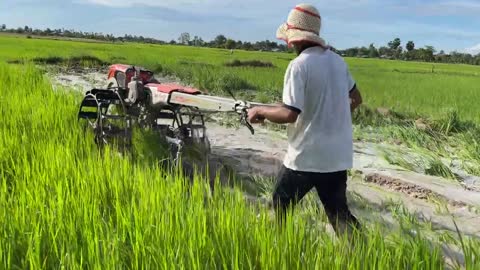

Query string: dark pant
272 166 360 234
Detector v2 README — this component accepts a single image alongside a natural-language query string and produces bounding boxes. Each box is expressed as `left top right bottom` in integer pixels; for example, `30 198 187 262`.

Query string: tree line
175 32 288 52
1 24 479 65
335 38 480 65
0 24 287 52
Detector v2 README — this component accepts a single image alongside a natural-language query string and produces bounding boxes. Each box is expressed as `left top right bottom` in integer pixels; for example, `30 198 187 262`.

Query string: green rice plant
381 148 420 172
429 109 477 136
215 72 257 93
381 147 457 180
387 126 445 153
131 128 171 164
424 156 457 180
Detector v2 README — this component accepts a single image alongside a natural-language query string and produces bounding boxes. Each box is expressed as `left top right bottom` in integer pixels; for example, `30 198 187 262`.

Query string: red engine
107 64 156 89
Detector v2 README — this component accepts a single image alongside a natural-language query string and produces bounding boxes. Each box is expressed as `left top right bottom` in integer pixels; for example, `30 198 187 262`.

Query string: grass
380 146 457 180
4 60 477 269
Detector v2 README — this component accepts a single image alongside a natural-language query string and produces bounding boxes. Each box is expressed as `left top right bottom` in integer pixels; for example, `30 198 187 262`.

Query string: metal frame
78 65 268 166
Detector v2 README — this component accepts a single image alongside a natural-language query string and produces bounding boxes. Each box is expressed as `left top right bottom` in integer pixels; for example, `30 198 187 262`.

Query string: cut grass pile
2 62 475 269
224 59 275 68
8 55 108 69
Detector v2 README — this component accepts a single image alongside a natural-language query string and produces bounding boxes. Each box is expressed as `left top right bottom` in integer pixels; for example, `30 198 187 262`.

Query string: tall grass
0 63 457 268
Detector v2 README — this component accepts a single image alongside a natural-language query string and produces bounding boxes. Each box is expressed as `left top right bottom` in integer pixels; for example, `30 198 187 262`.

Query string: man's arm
248 105 299 124
349 86 362 112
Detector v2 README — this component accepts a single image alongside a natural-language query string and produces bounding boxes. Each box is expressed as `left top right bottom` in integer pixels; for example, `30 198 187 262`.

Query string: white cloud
398 0 480 16
79 0 287 18
465 44 480 55
83 0 369 7
83 0 214 7
82 0 283 10
80 0 381 13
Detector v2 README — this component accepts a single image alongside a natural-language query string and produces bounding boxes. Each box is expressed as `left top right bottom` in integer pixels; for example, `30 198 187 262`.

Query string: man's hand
248 105 299 124
247 107 266 124
349 87 363 112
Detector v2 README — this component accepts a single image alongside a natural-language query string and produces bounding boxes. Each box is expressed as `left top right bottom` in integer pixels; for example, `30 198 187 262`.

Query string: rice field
2 34 480 122
1 34 480 269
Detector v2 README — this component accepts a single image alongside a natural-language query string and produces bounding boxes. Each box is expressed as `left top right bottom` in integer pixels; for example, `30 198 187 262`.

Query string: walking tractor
78 64 263 163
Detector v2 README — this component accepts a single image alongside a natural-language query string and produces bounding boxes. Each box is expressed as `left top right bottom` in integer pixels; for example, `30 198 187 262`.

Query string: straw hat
276 3 327 48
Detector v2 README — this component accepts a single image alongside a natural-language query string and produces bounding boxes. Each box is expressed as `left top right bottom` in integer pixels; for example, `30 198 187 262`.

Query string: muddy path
50 69 480 266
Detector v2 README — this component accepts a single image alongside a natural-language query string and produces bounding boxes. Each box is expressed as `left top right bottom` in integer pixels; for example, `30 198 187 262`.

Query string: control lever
240 110 255 135
235 101 255 135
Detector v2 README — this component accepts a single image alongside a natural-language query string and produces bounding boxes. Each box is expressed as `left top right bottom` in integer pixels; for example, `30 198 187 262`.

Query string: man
247 3 362 234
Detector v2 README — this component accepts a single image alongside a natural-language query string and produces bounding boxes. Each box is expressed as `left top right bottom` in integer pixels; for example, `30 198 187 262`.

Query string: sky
1 0 480 54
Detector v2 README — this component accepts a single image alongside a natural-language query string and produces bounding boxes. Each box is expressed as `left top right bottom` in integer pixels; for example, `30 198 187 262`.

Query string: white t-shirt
282 46 356 173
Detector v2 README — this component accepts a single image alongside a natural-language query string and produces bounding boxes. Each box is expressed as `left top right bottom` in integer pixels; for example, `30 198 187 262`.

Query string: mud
50 68 179 93
52 70 107 93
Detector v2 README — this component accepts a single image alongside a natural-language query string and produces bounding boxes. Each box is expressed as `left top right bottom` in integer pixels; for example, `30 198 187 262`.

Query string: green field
1 34 480 269
2 34 480 122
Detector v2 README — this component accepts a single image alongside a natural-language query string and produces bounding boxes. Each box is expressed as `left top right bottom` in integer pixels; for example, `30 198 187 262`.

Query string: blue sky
2 0 480 54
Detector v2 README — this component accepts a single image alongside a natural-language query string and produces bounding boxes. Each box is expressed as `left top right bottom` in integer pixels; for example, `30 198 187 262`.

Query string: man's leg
272 166 314 225
314 171 361 235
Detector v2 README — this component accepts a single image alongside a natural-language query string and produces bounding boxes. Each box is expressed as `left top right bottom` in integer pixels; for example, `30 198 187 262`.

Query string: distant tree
406 41 415 52
368 43 379 58
191 35 200 46
425 45 436 54
225 39 236 49
449 51 463 63
424 45 436 62
242 42 253 51
414 46 435 62
254 40 266 51
178 32 190 45
344 47 359 57
1 24 5 31
169 39 177 45
358 46 369 57
394 46 403 59
278 44 288 52
474 55 480 65
378 46 390 57
388 38 401 51
214 34 227 48
236 40 243 48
